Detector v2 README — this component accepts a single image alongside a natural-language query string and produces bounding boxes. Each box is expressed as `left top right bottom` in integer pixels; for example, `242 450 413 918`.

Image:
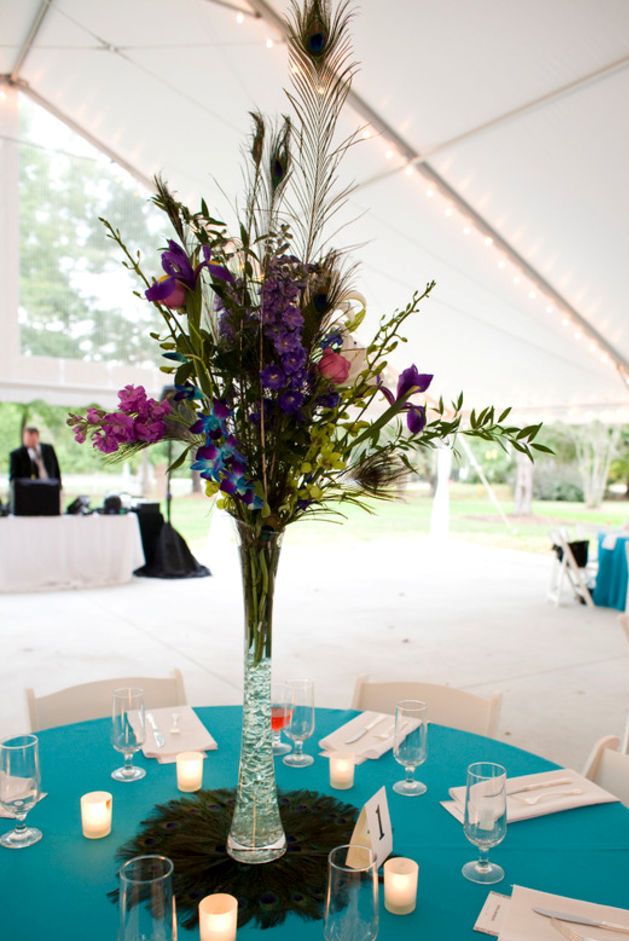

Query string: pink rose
318 349 351 384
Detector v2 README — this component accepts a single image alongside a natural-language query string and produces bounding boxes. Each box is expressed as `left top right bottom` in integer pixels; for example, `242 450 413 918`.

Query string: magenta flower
134 419 167 443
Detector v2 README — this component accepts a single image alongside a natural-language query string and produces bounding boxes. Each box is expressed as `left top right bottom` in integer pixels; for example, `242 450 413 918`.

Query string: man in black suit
9 426 61 484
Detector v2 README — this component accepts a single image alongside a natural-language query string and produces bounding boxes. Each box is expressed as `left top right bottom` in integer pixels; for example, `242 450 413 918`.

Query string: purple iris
397 365 433 400
278 391 304 415
406 405 427 434
260 364 285 391
145 240 232 305
320 330 343 350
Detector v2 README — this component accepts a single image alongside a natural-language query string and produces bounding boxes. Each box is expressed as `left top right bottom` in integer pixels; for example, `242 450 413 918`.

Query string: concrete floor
1 516 627 770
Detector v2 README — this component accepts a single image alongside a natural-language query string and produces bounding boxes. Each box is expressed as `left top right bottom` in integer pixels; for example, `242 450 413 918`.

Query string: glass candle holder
176 752 204 793
383 857 419 914
198 893 238 941
80 791 112 839
329 753 355 790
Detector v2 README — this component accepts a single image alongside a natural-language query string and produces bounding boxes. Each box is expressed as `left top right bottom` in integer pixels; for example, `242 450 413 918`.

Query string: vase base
226 831 287 865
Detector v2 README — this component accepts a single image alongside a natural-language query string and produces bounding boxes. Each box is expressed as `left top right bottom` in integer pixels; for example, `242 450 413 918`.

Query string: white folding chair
548 528 594 608
351 676 502 737
582 735 629 807
619 614 629 646
26 669 187 732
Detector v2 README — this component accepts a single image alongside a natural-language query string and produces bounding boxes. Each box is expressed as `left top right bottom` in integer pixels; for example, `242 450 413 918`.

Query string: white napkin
442 768 618 824
141 706 218 764
0 792 47 818
319 711 395 763
499 885 629 941
602 533 618 550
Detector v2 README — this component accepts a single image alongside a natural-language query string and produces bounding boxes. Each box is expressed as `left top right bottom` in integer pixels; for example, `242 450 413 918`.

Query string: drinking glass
270 682 293 756
462 761 507 884
392 699 428 796
282 678 315 767
112 688 146 782
119 855 177 941
324 844 378 941
0 734 42 849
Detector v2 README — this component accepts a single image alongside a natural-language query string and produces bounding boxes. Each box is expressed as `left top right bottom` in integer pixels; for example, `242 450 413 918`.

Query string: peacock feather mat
111 788 359 930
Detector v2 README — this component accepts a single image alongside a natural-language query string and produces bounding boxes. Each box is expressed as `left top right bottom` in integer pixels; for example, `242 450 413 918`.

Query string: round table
593 532 629 611
2 707 628 939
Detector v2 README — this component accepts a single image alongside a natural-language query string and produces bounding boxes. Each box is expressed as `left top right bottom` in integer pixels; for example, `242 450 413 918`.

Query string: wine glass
392 699 428 796
0 734 42 849
324 844 379 941
282 679 315 767
112 688 146 782
270 683 293 756
119 855 177 941
462 761 507 884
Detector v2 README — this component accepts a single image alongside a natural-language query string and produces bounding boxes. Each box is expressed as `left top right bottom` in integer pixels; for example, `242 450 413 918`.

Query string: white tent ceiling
1 0 628 418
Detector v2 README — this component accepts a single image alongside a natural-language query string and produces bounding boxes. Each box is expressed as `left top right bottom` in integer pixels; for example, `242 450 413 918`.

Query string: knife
534 907 629 935
146 712 165 749
507 777 573 796
344 715 389 744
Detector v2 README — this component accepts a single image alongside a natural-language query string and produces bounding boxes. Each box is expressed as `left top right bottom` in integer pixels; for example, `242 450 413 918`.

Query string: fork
513 787 583 806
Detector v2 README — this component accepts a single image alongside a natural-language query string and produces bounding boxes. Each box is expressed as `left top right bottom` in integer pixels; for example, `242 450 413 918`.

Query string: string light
574 331 583 341
361 128 371 140
513 275 521 285
385 148 394 160
497 258 506 269
265 37 274 48
444 206 454 217
235 12 245 24
462 224 472 236
562 316 571 326
0 89 6 102
425 185 435 198
528 289 537 299
484 236 493 246
404 164 414 176
545 304 554 313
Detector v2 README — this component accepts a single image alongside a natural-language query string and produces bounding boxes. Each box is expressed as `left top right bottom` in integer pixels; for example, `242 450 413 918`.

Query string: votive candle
383 857 419 915
198 893 238 941
329 753 355 789
80 791 112 839
176 751 204 792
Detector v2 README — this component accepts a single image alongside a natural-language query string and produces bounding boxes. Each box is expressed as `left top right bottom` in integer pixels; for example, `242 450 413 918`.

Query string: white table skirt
0 514 145 593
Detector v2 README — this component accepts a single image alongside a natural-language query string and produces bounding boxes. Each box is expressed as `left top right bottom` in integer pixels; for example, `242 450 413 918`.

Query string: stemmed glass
324 844 379 941
119 854 177 941
393 699 428 796
462 761 507 884
282 679 315 768
112 688 146 782
0 734 42 849
270 683 293 756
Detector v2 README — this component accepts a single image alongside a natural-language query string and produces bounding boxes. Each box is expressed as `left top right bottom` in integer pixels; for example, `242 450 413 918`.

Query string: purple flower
406 405 427 434
93 432 120 454
320 330 343 350
278 391 304 415
260 364 285 391
161 240 196 287
174 384 204 401
73 428 86 444
316 392 341 410
102 412 135 444
283 306 304 329
134 419 167 443
281 349 307 374
271 330 302 355
396 365 433 400
118 384 149 415
86 408 102 424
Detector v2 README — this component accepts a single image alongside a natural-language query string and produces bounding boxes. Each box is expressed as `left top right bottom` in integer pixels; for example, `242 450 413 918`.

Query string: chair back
351 677 501 737
592 747 629 808
26 670 187 732
619 614 629 646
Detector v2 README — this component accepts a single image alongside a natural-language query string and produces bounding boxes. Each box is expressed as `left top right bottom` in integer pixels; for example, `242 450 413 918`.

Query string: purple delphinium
278 391 304 415
260 364 285 391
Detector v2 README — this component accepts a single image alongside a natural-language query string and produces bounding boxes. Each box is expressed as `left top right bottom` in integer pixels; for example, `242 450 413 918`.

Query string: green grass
165 485 629 554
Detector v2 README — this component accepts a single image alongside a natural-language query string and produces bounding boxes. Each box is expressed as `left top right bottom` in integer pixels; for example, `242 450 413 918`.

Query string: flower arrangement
67 0 548 864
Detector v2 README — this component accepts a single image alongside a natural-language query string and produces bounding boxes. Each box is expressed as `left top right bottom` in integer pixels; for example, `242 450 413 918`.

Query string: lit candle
329 753 355 790
198 893 238 941
383 857 419 915
176 751 204 792
80 791 112 839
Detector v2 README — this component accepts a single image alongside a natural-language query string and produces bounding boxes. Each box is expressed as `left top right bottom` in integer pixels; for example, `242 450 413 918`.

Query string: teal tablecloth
2 706 629 939
594 533 629 610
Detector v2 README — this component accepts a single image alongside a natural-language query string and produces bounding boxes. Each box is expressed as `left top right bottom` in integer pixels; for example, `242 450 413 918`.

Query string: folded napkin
499 885 629 941
0 792 47 819
442 768 618 824
140 706 218 764
602 533 618 550
319 711 396 763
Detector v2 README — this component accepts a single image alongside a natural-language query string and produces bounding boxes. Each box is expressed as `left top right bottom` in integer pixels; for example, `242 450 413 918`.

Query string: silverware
513 787 583 806
507 776 573 797
535 907 629 935
344 715 388 745
170 712 181 735
146 712 165 749
549 918 597 941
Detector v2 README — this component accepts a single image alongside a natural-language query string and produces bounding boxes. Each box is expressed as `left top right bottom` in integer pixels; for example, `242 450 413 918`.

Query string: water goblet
462 761 507 884
0 734 42 849
112 688 146 782
119 854 177 940
282 678 315 767
393 699 428 796
270 682 293 756
324 844 379 941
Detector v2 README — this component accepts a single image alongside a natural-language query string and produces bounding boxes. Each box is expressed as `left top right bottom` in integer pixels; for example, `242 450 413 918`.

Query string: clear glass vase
226 521 287 864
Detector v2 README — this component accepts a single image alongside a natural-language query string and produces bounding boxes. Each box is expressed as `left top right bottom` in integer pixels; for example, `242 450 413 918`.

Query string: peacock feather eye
306 30 326 56
271 158 286 187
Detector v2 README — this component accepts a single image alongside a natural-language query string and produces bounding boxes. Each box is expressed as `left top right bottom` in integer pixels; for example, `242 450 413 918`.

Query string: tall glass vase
226 521 287 864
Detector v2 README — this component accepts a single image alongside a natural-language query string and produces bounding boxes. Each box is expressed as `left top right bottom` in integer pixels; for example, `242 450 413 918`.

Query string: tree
573 422 620 509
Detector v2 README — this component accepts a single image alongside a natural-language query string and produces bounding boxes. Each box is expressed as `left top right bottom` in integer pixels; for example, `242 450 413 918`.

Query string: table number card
347 786 392 868
473 891 511 936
